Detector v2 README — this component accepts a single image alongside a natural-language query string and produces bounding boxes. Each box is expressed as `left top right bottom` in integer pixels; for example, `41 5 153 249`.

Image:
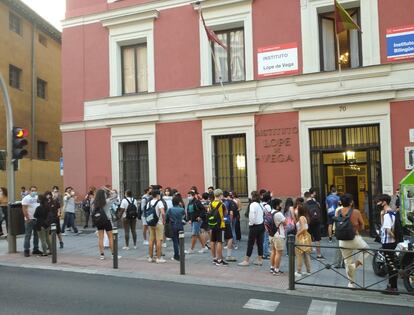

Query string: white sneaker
156 258 166 264
143 240 149 246
184 249 194 254
147 257 154 263
122 246 129 250
99 254 105 260
198 248 206 254
302 272 311 276
61 233 67 236
133 246 137 249
295 272 302 278
162 243 167 248
348 282 355 288
112 254 122 259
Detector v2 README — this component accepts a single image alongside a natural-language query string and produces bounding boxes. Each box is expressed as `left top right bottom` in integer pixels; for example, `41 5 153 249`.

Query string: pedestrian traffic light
12 127 28 160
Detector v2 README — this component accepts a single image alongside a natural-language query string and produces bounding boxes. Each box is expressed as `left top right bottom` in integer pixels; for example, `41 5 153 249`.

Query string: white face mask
71 191 75 196
188 196 193 201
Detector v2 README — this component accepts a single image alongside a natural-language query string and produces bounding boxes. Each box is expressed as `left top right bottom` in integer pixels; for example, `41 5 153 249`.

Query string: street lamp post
0 72 17 253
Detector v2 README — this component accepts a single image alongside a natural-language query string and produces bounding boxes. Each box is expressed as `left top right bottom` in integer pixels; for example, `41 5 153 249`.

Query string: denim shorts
191 221 201 236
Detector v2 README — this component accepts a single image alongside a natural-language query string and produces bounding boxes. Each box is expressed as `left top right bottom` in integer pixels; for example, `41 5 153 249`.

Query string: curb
0 260 412 308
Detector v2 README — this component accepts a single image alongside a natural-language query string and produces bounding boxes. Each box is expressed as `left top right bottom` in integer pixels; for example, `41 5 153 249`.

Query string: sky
21 0 66 31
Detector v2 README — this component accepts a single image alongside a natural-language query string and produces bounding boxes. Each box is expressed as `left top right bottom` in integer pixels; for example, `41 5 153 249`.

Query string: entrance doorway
310 125 381 236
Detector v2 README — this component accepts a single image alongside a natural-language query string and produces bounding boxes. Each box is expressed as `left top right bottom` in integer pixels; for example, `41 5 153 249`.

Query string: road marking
243 299 280 312
307 300 337 315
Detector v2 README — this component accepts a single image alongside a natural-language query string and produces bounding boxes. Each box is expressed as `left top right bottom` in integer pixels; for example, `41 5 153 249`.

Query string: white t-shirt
63 195 76 213
261 202 271 213
149 198 165 225
22 194 39 220
120 197 138 219
249 202 264 226
381 212 396 244
273 211 286 238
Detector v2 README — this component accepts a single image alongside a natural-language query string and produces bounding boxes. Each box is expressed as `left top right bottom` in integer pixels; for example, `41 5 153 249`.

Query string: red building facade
61 0 414 229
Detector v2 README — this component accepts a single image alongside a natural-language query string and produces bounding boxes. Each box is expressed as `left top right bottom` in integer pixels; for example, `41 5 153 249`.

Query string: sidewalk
0 225 412 308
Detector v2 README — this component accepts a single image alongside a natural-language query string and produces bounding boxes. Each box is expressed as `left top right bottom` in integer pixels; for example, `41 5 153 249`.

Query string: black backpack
208 201 222 229
92 207 108 228
389 211 404 243
125 198 138 220
306 200 321 225
334 208 356 241
144 200 160 226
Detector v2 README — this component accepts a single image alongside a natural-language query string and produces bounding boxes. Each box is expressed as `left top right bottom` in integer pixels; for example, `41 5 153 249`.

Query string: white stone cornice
192 0 253 10
63 0 192 29
101 9 159 28
60 62 414 132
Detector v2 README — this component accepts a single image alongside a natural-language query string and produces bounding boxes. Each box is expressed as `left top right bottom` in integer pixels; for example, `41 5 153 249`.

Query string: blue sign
60 157 63 176
386 25 414 61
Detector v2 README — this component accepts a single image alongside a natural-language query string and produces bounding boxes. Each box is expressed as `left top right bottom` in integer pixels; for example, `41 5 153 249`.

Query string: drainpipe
29 22 37 187
31 23 36 163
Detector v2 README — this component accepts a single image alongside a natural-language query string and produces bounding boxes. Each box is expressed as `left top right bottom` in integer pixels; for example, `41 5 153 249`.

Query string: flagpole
197 1 228 101
208 43 228 100
336 32 343 87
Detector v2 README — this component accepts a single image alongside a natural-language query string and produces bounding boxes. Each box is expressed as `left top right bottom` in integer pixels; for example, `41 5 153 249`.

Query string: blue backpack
144 200 160 226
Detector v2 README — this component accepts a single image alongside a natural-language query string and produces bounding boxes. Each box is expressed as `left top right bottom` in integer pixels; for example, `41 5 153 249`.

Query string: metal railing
287 235 414 295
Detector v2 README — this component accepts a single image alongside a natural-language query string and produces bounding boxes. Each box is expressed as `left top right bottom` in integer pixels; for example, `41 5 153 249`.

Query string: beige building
0 0 62 199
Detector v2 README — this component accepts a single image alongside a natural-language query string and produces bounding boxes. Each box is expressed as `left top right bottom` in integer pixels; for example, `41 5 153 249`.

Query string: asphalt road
0 266 408 315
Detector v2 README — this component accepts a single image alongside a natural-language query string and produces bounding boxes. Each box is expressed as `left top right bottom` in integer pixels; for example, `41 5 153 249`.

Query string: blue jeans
172 226 181 260
62 212 78 233
263 230 270 257
230 219 237 242
191 221 201 236
24 219 39 252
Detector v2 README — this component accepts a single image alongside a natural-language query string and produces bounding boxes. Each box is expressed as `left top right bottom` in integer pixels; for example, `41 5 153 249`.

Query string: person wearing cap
209 189 228 266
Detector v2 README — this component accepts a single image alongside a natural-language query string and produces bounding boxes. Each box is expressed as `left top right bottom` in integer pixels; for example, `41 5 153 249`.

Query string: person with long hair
93 188 118 260
0 187 8 236
295 204 312 277
238 191 265 266
47 189 64 248
284 197 295 252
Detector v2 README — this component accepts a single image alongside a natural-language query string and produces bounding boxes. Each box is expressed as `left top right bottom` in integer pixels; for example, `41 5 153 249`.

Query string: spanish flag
334 0 361 34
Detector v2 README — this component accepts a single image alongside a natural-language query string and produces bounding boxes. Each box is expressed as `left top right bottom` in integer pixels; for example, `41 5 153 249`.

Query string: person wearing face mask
0 187 8 237
61 187 79 235
48 188 64 248
184 190 206 254
22 186 42 257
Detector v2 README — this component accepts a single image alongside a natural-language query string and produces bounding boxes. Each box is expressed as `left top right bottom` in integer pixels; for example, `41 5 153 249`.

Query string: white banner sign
257 43 299 77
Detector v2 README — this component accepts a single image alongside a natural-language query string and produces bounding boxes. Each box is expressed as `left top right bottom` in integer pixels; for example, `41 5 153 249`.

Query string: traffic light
12 127 28 160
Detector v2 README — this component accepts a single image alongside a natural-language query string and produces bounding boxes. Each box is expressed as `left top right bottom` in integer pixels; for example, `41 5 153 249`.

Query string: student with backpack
238 191 265 267
185 190 206 254
145 189 166 264
269 199 286 275
118 190 138 250
261 192 272 260
378 194 402 295
304 189 324 260
335 193 368 288
208 189 228 266
165 195 185 261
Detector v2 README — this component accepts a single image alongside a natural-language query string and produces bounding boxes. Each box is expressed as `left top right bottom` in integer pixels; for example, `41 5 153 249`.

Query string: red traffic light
14 128 28 138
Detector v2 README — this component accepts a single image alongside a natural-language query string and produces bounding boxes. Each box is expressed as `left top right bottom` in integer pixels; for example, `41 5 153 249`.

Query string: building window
37 141 47 160
213 134 247 196
38 34 47 47
212 28 245 84
119 141 149 197
9 65 22 89
319 8 361 71
121 44 148 94
37 78 47 99
9 12 22 35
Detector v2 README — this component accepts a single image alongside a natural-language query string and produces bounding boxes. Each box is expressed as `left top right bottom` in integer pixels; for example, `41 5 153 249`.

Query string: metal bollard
288 234 295 290
179 231 185 275
113 228 118 269
51 223 57 263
